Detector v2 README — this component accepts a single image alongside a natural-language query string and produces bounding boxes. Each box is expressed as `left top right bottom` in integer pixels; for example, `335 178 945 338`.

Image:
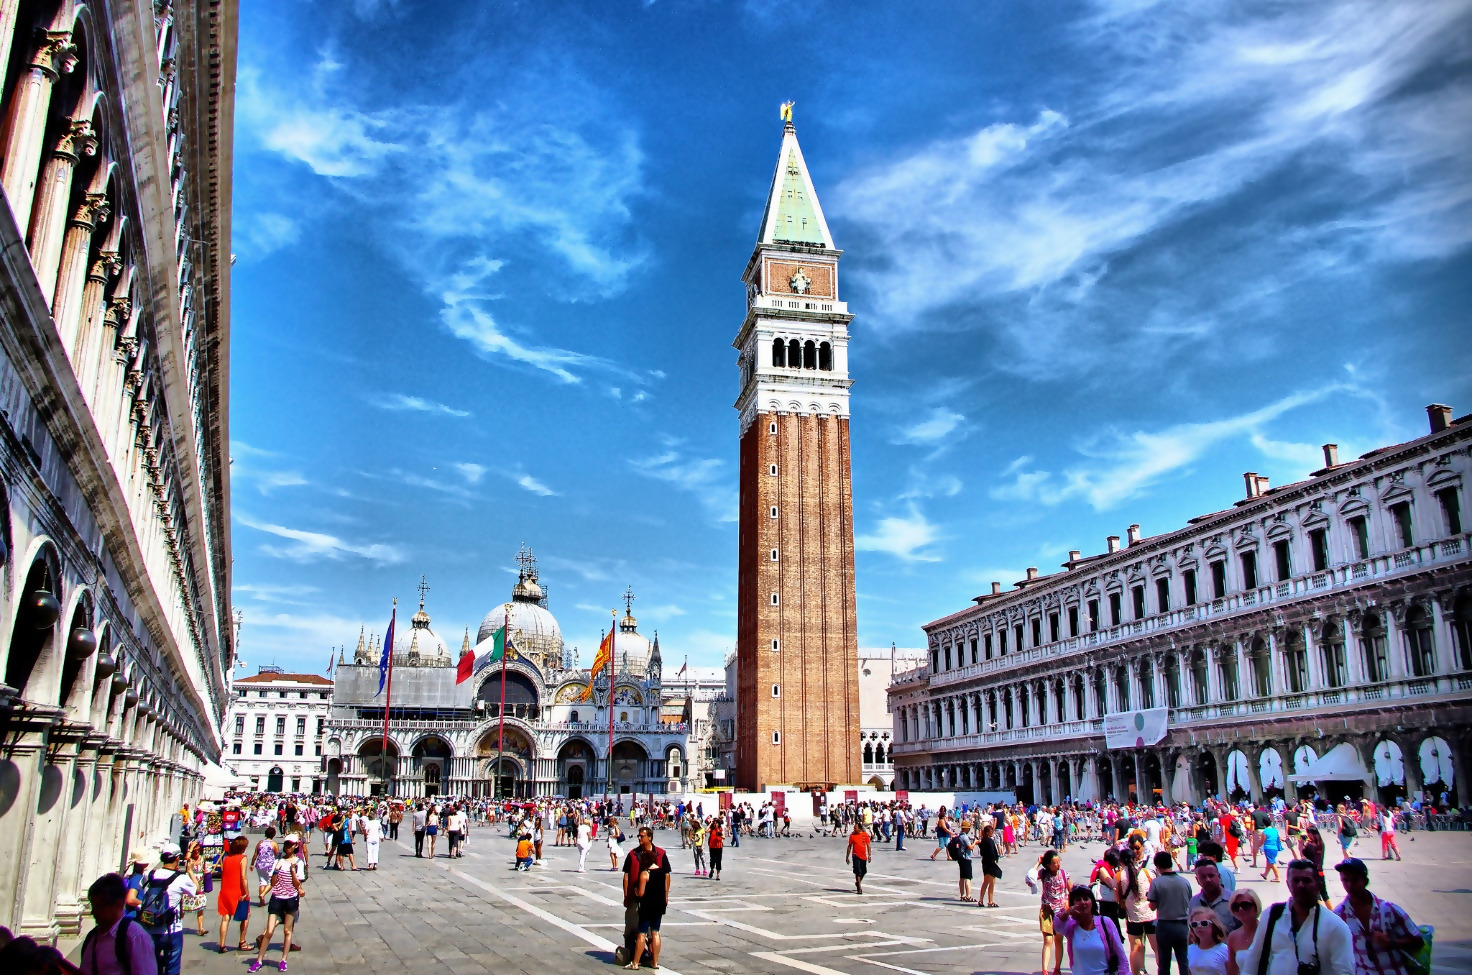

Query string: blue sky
228 0 1472 676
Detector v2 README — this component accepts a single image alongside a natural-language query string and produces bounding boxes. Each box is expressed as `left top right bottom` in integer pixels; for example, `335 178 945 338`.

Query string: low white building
859 646 926 788
225 668 334 794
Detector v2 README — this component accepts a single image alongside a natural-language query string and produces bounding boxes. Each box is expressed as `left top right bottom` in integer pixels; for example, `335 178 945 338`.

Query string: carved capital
31 30 76 78
70 191 109 231
55 118 98 163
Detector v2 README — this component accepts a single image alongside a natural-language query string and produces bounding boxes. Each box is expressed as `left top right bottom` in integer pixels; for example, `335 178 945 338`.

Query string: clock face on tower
789 268 811 294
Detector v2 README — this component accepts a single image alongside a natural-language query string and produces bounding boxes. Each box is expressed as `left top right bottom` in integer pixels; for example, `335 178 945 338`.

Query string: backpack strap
1258 903 1287 975
1102 916 1121 974
80 927 99 975
116 917 133 975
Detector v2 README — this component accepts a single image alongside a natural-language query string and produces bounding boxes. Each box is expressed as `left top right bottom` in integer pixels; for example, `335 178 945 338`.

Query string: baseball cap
159 842 181 860
1333 857 1368 878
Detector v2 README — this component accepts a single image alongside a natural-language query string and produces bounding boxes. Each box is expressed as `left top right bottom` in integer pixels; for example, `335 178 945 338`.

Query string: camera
1298 964 1320 975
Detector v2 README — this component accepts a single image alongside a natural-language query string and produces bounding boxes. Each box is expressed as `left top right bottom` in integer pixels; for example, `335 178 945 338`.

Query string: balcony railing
890 673 1467 756
919 535 1468 690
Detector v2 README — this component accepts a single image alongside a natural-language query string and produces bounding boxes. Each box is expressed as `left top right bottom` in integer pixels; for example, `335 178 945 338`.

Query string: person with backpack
1337 814 1359 857
951 824 976 902
1332 858 1425 975
1238 859 1353 975
1058 885 1131 975
81 872 158 975
138 844 196 975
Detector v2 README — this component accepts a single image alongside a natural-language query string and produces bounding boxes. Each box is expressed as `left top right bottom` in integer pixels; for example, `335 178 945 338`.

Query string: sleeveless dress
217 852 246 917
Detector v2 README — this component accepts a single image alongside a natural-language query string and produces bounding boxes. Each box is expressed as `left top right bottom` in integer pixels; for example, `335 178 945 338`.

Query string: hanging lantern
123 689 139 707
93 651 117 679
27 589 60 629
111 670 127 692
67 626 98 660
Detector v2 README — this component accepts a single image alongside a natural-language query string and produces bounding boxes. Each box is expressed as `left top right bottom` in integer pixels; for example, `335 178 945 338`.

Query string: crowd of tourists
0 788 1449 975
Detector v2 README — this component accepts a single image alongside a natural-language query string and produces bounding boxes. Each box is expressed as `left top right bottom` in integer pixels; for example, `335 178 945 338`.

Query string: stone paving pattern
120 827 1472 975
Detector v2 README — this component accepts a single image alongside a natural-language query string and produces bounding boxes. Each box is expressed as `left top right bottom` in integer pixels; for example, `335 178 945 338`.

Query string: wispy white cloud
895 408 966 446
515 473 558 497
630 445 736 524
855 504 943 563
837 0 1472 375
375 393 471 417
235 211 301 259
989 384 1351 510
236 514 405 564
453 462 486 484
238 64 402 178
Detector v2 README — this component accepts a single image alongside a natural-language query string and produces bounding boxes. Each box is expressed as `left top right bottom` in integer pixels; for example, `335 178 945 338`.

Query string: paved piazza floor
164 826 1472 975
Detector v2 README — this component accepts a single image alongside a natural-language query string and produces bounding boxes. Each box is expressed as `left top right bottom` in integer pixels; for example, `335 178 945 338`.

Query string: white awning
201 761 252 798
1288 742 1369 784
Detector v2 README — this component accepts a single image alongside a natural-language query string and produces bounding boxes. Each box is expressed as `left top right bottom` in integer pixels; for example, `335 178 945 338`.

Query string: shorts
637 910 665 934
338 843 354 855
958 859 974 880
427 825 439 836
257 868 273 886
1127 920 1158 937
267 896 299 919
852 857 868 878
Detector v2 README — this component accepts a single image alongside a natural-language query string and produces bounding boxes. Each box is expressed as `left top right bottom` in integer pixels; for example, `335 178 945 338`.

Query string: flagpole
497 604 508 799
381 598 397 795
606 608 616 803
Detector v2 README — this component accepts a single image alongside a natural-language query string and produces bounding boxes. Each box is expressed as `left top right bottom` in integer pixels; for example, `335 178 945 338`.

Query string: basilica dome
611 612 650 678
477 553 563 669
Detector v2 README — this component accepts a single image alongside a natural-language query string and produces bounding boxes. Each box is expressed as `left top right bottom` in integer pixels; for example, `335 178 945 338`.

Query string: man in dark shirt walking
618 827 672 971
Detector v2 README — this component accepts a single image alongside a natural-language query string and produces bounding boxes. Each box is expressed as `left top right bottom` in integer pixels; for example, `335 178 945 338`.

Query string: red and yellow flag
577 628 615 701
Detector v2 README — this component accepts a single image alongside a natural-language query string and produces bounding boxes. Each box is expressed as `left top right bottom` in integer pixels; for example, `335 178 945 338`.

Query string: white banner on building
1103 707 1169 749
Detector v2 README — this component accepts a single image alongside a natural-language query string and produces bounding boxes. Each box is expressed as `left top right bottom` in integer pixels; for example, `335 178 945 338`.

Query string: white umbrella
1419 737 1454 788
1373 741 1404 787
1259 749 1285 790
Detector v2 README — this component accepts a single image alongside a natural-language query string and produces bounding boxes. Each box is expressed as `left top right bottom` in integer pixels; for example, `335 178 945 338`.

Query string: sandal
238 942 251 951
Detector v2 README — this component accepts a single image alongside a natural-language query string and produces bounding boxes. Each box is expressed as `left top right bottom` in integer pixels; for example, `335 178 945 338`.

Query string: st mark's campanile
733 111 860 792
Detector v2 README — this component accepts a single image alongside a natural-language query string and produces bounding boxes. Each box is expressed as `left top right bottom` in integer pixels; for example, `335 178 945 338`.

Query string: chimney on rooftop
1107 535 1120 554
991 582 1002 596
1427 404 1452 433
1126 524 1141 546
1068 550 1081 564
1322 444 1339 468
1026 567 1039 581
1243 473 1270 499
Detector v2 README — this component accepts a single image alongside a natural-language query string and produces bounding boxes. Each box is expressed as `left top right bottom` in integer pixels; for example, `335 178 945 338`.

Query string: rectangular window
1014 624 1024 650
1241 550 1258 590
316 718 325 735
1274 539 1292 582
984 633 993 659
770 548 779 561
970 638 978 663
1109 592 1122 626
232 741 241 755
275 716 286 734
235 715 244 734
1438 488 1462 535
1211 561 1227 599
295 717 306 736
314 745 322 756
1032 618 1042 646
274 743 283 756
1049 613 1060 643
944 645 952 670
769 506 779 518
1156 578 1170 614
253 743 262 755
1088 599 1100 632
1349 516 1370 560
1131 585 1145 620
1391 502 1413 548
1068 606 1079 637
1183 569 1197 606
1310 529 1329 572
294 744 304 756
999 629 1008 654
770 593 779 605
255 716 265 735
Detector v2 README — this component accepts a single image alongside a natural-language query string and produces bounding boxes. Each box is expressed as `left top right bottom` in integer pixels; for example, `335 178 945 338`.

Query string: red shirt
708 825 723 849
848 831 872 861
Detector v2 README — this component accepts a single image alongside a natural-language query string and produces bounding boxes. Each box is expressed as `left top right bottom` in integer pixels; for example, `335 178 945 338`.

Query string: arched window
818 341 832 371
1405 606 1436 677
1453 595 1472 671
771 338 785 367
788 339 801 367
1250 638 1272 696
1321 621 1345 688
863 742 874 764
875 743 887 764
1283 635 1307 694
803 340 816 369
569 710 579 723
1362 613 1388 682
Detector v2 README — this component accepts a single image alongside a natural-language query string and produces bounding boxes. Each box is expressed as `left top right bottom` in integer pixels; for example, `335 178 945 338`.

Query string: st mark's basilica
322 550 691 799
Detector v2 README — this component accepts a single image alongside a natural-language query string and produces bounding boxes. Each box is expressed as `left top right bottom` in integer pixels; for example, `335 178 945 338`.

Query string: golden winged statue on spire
780 100 794 123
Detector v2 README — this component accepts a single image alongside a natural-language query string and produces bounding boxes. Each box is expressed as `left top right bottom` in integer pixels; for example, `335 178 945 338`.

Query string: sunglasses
1231 902 1257 912
1191 920 1217 929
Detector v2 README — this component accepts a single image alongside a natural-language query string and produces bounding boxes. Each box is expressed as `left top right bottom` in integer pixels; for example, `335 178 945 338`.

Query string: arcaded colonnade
0 0 235 943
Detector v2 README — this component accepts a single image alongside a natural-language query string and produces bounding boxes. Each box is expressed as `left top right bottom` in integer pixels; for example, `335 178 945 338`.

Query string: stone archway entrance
611 742 648 794
559 739 595 799
267 766 284 793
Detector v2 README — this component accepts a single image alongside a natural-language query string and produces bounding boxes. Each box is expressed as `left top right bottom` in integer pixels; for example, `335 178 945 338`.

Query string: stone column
1232 639 1248 702
1157 749 1173 805
79 741 119 887
19 727 85 942
0 709 62 935
0 1 23 101
0 26 75 232
51 190 107 344
1302 622 1325 691
50 735 103 936
27 119 97 304
1206 646 1225 703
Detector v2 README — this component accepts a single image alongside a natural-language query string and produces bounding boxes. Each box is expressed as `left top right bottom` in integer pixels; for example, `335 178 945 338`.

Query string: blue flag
377 605 396 696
